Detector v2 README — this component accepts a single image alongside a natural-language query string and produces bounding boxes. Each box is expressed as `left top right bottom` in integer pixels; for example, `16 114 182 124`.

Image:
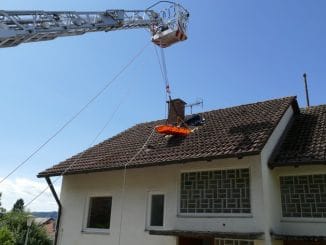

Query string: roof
270 105 326 167
38 96 297 177
34 217 54 225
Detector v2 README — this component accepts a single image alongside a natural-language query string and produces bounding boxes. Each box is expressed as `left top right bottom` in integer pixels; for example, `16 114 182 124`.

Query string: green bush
0 212 51 245
0 226 16 245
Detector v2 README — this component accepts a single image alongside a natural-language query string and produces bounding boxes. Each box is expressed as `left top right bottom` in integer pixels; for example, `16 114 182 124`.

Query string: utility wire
25 77 134 209
0 41 150 186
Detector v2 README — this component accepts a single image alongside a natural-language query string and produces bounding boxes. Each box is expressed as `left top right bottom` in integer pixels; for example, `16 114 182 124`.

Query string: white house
38 96 326 245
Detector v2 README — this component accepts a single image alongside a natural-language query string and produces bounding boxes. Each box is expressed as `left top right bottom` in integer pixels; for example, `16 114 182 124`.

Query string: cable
153 46 167 92
153 45 169 118
154 44 188 127
117 128 155 245
24 77 134 209
160 47 171 97
0 41 150 186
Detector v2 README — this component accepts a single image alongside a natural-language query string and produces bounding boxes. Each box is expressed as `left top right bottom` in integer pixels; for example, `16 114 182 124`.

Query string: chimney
167 98 186 125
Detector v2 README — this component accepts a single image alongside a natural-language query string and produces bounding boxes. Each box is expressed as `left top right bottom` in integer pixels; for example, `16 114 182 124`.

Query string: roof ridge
271 101 326 167
135 96 297 126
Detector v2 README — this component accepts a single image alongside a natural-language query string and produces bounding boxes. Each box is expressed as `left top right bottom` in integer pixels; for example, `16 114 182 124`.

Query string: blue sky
0 0 325 211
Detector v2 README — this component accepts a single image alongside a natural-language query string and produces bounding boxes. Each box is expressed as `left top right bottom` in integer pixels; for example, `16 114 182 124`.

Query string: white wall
271 165 326 236
260 106 294 245
57 104 312 245
58 155 265 245
261 105 326 242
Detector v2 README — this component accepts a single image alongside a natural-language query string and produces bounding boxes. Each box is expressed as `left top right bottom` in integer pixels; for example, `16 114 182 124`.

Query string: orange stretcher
155 125 191 136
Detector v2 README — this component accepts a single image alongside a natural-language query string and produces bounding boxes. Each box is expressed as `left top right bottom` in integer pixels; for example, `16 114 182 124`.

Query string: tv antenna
186 98 203 114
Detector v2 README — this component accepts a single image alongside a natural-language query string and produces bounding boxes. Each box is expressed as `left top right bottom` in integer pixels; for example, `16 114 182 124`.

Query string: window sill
81 229 110 235
281 218 326 223
177 213 253 218
145 226 165 231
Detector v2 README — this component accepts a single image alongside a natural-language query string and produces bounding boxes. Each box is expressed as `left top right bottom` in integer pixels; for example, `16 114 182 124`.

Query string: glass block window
180 169 251 214
215 239 254 245
280 174 326 218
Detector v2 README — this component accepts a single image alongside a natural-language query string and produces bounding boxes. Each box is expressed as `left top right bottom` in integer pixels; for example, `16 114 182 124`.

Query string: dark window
87 197 112 229
179 237 214 245
150 194 164 226
215 239 254 245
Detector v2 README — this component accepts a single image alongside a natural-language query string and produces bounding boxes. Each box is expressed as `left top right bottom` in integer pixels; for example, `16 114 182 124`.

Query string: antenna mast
303 73 310 107
186 98 203 114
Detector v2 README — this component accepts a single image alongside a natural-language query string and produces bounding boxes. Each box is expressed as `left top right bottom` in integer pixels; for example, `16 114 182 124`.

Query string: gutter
45 177 62 245
38 151 260 178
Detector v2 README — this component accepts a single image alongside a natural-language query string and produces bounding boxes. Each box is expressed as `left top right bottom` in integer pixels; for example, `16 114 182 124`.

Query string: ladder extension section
0 3 189 48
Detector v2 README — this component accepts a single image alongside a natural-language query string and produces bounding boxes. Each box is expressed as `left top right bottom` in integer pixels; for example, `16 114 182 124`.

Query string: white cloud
0 177 61 212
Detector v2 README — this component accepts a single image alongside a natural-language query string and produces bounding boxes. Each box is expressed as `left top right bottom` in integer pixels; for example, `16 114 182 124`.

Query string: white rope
117 128 155 245
153 45 169 119
160 47 171 97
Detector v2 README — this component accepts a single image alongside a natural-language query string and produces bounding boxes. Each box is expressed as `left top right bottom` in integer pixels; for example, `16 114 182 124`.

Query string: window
150 194 164 226
180 169 251 214
280 174 326 218
215 239 254 245
87 196 112 229
179 237 214 245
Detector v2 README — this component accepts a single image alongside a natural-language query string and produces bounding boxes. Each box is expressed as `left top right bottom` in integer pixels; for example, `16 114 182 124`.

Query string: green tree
3 211 52 245
0 198 51 245
0 193 6 214
12 199 24 213
0 226 16 245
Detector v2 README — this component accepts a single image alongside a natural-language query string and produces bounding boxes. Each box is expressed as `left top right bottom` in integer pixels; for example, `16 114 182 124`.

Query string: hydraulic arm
0 1 189 48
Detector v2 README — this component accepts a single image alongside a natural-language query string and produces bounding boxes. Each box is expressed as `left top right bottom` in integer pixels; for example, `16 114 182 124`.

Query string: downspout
45 176 62 245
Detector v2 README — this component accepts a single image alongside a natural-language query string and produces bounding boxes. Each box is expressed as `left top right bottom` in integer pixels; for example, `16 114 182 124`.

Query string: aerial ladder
0 1 189 48
0 1 191 137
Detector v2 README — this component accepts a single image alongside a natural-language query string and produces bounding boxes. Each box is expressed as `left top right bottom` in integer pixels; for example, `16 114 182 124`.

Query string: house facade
34 217 56 241
38 97 326 245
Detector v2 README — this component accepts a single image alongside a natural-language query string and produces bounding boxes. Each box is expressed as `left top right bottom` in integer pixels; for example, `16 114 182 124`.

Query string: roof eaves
37 150 261 178
269 160 326 169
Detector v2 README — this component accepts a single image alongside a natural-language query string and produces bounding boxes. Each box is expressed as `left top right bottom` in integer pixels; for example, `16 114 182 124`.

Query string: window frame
177 166 253 218
82 194 113 234
146 191 166 230
278 172 326 223
214 238 254 245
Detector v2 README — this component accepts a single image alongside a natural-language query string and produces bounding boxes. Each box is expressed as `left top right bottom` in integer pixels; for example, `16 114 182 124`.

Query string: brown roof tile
38 97 296 177
270 104 326 167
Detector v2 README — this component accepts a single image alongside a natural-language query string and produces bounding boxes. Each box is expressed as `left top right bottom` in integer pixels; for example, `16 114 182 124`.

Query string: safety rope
160 47 171 98
153 45 189 128
117 128 155 245
153 46 169 119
